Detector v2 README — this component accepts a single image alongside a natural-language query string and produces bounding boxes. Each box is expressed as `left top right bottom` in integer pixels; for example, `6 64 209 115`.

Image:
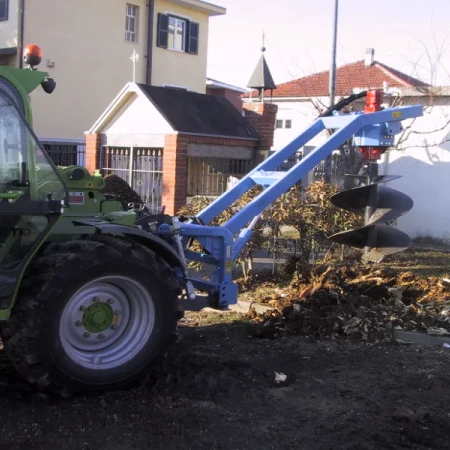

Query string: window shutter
0 0 8 21
187 22 199 54
157 13 169 48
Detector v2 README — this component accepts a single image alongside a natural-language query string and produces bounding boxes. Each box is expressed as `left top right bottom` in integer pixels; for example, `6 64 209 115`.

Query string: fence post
128 146 134 185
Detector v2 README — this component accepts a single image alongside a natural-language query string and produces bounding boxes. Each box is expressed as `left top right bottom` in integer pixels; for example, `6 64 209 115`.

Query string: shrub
177 181 363 276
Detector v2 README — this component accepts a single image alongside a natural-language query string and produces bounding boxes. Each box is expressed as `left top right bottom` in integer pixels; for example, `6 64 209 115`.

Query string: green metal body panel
49 166 137 238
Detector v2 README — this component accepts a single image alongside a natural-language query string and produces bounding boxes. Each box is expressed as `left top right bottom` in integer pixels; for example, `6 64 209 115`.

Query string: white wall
271 97 329 151
104 92 173 135
97 89 175 148
380 97 450 242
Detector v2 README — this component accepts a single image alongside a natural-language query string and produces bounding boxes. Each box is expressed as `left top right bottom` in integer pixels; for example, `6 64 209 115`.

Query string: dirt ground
1 246 450 450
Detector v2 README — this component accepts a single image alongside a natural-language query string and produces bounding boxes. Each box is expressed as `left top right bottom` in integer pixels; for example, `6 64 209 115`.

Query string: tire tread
0 234 183 397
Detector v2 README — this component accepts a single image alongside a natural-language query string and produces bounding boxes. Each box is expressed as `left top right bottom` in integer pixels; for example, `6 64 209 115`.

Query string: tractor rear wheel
0 235 183 396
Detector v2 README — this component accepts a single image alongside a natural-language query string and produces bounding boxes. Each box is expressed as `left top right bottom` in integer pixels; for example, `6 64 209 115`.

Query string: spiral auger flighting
328 89 414 263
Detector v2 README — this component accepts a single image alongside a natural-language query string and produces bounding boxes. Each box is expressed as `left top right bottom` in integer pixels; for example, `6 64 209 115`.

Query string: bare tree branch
396 30 450 86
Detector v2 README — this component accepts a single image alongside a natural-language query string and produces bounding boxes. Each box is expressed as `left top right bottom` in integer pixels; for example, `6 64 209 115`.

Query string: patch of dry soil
0 317 449 450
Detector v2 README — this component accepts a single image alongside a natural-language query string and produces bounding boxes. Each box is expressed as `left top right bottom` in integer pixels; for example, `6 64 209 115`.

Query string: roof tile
242 60 429 98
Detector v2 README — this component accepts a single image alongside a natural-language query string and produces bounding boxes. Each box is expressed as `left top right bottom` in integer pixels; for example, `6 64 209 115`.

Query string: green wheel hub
82 302 114 333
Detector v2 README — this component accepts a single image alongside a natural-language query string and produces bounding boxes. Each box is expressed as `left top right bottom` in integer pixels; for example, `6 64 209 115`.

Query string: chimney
365 48 374 67
243 102 278 163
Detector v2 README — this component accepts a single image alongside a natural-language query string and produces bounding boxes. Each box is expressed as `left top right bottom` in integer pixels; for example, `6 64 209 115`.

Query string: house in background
242 48 450 243
243 48 429 151
152 1 225 92
0 0 225 156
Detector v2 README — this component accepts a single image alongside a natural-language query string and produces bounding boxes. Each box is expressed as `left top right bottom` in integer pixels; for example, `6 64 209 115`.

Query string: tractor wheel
0 235 183 396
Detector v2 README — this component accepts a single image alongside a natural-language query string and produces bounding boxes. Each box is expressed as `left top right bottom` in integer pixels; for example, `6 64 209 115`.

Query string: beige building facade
0 0 225 141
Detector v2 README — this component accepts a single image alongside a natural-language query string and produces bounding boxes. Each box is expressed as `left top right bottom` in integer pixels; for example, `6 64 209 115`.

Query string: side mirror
41 77 56 94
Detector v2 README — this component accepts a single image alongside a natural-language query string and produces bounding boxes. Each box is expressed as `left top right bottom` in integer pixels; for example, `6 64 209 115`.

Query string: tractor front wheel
0 235 183 396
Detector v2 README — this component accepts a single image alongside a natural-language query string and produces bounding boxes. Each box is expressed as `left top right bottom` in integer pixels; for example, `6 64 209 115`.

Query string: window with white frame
157 13 199 55
125 4 139 43
168 16 186 52
0 0 8 21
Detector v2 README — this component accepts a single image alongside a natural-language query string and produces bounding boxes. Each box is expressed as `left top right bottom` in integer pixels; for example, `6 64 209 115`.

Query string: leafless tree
388 34 450 153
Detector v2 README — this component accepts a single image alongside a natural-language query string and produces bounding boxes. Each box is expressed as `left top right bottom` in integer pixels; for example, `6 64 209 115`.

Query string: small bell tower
247 32 276 102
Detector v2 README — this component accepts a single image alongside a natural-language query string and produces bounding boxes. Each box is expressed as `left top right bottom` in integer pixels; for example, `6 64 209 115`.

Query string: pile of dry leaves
245 260 450 341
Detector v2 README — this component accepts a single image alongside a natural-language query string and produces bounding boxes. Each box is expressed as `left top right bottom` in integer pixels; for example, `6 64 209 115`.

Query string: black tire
0 234 183 397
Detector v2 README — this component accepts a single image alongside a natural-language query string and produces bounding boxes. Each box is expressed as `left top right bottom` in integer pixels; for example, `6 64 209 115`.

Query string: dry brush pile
177 181 450 341
243 259 450 341
99 176 450 341
266 181 363 262
178 181 364 275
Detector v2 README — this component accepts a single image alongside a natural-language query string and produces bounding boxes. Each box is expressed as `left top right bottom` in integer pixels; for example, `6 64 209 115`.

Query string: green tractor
0 45 185 396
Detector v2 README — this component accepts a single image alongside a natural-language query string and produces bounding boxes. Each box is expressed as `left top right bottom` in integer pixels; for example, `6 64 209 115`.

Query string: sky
206 0 450 89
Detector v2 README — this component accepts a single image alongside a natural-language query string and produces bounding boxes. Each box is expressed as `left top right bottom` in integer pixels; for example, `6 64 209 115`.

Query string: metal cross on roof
130 49 139 83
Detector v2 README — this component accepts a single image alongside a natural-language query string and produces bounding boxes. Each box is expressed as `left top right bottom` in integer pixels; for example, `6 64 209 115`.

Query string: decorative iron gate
101 146 163 213
187 157 254 197
41 140 86 167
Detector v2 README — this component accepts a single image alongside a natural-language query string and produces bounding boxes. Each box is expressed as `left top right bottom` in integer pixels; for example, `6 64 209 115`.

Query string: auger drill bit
328 89 414 263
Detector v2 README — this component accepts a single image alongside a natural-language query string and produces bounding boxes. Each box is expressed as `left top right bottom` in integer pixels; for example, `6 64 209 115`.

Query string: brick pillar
162 134 188 215
85 133 103 173
243 102 278 164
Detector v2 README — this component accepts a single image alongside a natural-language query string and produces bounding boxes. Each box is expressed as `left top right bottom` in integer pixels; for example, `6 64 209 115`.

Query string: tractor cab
0 46 67 312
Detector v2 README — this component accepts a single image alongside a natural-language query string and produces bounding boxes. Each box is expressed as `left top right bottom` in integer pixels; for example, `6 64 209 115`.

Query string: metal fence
273 152 303 171
312 153 346 186
41 141 86 167
187 157 254 197
101 146 163 213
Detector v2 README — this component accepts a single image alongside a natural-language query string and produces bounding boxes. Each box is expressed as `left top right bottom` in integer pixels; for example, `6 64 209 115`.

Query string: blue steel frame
163 104 424 307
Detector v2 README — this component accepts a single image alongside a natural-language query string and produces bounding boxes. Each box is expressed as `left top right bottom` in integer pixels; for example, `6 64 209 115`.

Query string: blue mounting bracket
162 104 424 307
